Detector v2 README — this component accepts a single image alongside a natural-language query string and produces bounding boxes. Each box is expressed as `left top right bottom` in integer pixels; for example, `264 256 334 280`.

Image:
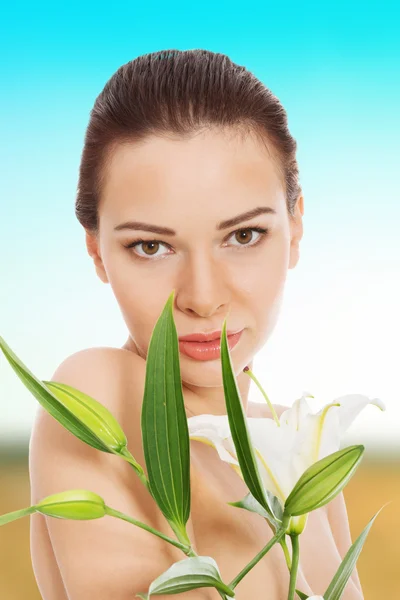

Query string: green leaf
227 491 282 528
284 445 364 516
220 320 276 522
265 489 284 522
323 504 388 600
295 590 309 599
141 291 191 537
0 336 111 453
138 556 235 598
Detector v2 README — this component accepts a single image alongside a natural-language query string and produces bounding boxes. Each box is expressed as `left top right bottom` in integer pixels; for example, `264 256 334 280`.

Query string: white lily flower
188 392 385 535
307 596 325 599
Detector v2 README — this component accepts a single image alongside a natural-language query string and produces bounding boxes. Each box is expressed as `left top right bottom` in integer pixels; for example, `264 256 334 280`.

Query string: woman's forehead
100 129 285 217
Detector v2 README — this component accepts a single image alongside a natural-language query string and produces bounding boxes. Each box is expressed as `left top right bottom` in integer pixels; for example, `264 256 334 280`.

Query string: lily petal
187 415 239 465
244 418 300 501
271 394 340 480
279 392 313 431
331 394 386 435
293 403 341 465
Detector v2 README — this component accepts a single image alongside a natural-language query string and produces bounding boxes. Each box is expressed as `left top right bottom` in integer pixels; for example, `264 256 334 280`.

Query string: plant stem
287 534 300 600
116 447 152 491
167 519 193 547
279 536 292 570
243 367 280 426
228 527 286 590
104 506 190 553
0 505 36 525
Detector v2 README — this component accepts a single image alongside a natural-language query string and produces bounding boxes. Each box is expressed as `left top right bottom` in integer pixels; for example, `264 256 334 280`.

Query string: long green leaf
136 556 235 598
141 290 191 534
220 319 276 522
324 504 388 600
284 445 364 516
0 336 109 452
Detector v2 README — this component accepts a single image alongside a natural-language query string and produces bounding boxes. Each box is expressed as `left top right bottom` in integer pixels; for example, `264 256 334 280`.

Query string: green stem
243 367 280 426
113 452 202 555
167 519 193 549
115 447 152 491
0 505 36 526
228 526 286 590
279 536 292 570
287 534 300 600
104 506 191 554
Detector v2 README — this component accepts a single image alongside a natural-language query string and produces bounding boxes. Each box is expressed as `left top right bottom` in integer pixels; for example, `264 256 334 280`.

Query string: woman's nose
174 253 231 318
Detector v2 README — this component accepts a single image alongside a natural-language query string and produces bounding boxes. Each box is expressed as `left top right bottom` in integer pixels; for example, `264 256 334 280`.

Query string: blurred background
1 1 399 598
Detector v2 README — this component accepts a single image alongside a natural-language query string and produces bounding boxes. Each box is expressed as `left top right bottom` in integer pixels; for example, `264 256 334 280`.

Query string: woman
29 49 363 599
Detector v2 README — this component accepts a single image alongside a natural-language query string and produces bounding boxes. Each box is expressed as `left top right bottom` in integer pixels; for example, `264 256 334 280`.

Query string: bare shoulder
29 344 150 512
48 345 145 389
34 346 146 427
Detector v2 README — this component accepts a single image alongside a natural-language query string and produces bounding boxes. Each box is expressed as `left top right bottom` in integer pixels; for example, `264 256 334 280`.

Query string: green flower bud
284 445 364 516
43 381 128 453
286 514 308 535
35 489 106 520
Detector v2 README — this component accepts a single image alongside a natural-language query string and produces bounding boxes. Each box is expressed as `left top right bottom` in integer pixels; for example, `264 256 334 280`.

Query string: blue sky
0 1 399 451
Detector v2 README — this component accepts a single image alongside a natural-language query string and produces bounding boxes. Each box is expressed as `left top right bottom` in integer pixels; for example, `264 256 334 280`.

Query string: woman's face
86 127 303 402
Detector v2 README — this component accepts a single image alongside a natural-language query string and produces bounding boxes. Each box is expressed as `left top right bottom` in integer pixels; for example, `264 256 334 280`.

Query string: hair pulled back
75 49 302 235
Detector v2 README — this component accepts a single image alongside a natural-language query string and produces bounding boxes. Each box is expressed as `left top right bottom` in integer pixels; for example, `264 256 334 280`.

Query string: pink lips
178 330 243 361
178 329 242 343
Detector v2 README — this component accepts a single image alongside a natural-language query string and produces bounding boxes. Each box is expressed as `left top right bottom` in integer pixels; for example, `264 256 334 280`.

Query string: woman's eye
227 228 266 248
127 239 170 259
124 227 269 261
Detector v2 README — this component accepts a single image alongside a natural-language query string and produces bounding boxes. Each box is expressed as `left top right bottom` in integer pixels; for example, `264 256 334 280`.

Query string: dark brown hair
75 49 302 235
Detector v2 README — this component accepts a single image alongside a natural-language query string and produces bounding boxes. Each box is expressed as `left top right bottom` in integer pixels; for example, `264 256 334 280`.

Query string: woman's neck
182 359 253 417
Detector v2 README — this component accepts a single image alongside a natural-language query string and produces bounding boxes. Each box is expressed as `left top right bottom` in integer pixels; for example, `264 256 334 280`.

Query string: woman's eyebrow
114 206 276 236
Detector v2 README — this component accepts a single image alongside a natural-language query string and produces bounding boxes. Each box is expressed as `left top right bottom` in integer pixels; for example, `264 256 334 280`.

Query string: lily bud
286 514 308 535
35 489 106 520
43 381 128 453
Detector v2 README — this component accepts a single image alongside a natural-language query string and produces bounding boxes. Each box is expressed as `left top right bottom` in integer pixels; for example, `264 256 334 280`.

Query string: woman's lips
178 330 243 361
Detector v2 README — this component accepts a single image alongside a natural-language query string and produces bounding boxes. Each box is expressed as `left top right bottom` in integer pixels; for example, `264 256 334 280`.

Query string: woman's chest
188 441 341 600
